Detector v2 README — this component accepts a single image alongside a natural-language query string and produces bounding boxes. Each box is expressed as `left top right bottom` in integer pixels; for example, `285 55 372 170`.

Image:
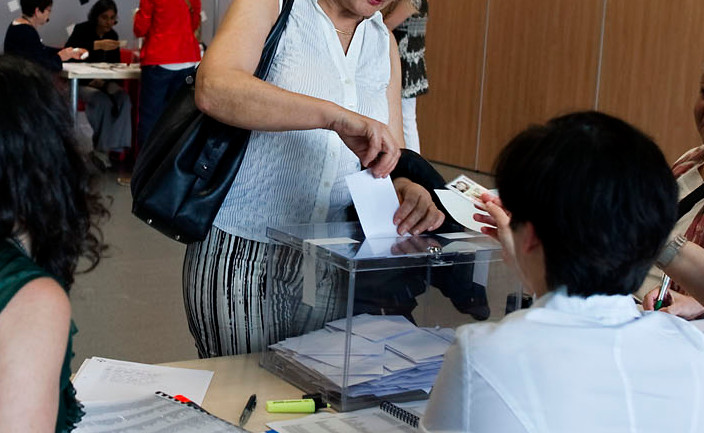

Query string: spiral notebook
380 400 420 428
266 399 425 432
74 391 251 433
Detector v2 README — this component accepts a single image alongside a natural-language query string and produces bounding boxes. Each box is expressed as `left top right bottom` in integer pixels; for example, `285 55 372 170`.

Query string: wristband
655 234 687 269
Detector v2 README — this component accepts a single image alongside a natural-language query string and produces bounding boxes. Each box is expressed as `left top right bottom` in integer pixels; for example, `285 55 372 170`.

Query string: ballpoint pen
654 273 672 311
239 393 256 427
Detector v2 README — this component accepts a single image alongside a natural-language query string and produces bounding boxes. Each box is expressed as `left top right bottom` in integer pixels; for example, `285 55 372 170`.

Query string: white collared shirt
214 0 390 242
420 288 704 433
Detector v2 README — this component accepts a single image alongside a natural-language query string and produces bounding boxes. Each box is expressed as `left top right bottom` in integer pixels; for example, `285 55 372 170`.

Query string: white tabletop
61 62 141 80
160 353 308 432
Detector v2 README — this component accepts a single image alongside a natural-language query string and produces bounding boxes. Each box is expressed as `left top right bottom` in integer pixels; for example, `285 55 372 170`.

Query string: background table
60 63 141 123
161 353 308 433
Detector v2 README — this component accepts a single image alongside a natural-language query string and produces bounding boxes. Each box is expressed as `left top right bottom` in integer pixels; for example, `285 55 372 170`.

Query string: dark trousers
137 65 195 149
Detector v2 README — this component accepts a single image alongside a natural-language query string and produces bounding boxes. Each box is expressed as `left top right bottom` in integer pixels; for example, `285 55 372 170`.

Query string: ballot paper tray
260 222 522 412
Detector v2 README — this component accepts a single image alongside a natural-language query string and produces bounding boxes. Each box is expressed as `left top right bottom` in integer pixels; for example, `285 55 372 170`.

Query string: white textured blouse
213 0 391 242
420 288 704 433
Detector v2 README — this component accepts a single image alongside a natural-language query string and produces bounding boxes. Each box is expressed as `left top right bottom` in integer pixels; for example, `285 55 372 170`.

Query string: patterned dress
393 0 429 99
0 241 84 432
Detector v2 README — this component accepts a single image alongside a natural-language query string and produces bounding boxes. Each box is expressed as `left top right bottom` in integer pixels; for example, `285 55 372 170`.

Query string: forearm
195 70 345 132
663 241 704 301
384 0 418 30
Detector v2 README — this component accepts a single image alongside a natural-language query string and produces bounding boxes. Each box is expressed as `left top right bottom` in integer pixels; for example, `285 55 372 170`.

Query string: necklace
334 27 354 36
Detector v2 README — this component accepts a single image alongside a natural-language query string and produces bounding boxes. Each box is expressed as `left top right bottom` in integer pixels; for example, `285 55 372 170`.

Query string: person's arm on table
0 278 70 432
194 0 400 178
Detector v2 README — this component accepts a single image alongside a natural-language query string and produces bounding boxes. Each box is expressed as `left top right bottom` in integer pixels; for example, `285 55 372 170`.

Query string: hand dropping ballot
345 169 401 239
435 174 493 233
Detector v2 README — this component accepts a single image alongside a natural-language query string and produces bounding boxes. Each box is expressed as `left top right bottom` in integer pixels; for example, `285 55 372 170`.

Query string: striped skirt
182 226 348 358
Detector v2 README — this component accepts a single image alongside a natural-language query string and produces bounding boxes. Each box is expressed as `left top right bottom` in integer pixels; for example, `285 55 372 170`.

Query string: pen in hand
239 393 256 427
654 273 672 311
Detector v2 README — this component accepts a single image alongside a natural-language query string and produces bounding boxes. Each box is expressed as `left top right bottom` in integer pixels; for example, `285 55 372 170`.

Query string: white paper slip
326 314 416 342
385 328 453 363
435 189 489 233
437 231 481 239
345 169 399 239
72 357 213 405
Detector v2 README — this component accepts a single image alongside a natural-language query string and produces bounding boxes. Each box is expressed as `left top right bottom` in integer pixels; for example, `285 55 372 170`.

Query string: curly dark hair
0 55 108 289
88 0 118 27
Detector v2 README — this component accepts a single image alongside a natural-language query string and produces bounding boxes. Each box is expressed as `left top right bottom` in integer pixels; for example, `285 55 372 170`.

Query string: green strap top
0 240 84 432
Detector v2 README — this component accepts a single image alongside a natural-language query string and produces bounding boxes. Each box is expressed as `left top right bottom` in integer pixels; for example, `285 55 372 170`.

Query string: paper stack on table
73 356 214 404
269 314 453 398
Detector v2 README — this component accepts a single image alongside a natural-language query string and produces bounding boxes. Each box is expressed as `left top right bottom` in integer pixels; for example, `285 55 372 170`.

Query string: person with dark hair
66 0 132 168
0 55 107 432
420 112 704 433
3 0 87 72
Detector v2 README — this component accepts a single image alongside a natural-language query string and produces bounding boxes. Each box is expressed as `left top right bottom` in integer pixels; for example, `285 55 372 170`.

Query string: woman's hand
59 47 87 61
94 40 121 51
392 177 445 235
476 192 516 267
329 110 401 178
642 287 704 320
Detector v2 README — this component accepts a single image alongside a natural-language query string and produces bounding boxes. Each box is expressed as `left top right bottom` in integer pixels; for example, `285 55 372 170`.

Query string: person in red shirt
133 0 201 149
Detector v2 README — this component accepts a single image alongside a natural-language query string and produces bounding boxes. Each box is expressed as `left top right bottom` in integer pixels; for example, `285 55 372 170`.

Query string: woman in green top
0 55 107 432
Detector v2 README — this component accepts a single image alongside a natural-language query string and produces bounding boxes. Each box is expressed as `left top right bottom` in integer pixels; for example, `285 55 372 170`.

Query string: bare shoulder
0 277 70 433
0 277 70 343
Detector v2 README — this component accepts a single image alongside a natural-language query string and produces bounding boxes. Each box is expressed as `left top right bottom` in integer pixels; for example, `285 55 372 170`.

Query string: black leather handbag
131 0 294 243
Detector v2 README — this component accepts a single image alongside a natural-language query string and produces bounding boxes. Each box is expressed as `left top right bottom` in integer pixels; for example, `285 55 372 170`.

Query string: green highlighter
266 395 330 413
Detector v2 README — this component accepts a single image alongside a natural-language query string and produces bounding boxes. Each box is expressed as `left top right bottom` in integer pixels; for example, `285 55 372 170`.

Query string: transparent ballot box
260 222 522 412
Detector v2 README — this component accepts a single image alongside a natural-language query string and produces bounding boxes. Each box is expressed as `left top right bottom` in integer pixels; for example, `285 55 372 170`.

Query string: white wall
0 0 230 53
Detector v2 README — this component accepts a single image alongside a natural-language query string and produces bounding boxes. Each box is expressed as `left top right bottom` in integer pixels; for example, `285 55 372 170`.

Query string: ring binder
380 400 420 428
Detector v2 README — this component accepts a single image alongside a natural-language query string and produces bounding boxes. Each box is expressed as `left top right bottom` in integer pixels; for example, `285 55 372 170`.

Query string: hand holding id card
446 175 489 204
435 175 493 232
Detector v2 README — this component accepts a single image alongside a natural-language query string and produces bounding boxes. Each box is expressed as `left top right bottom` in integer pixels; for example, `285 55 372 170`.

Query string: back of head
20 0 52 16
88 0 118 26
494 111 677 297
0 55 106 288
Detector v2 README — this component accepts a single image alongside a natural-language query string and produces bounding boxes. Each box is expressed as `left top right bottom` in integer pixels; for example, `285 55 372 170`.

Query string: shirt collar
529 286 641 326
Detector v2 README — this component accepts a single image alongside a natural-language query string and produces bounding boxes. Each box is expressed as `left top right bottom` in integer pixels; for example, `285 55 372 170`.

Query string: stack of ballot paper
268 314 453 399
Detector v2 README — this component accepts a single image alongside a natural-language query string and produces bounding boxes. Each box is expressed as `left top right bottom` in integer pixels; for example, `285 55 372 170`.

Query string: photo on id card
445 175 489 204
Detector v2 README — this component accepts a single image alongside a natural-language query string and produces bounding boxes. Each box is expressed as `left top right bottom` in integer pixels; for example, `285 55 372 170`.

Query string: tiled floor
69 163 496 371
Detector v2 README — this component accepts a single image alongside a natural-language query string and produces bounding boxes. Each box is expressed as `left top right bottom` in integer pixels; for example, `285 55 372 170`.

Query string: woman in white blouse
421 111 704 433
184 0 445 358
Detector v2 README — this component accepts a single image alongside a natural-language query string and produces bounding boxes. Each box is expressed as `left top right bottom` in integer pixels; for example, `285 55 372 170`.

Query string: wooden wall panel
598 0 704 164
417 0 488 168
477 0 603 172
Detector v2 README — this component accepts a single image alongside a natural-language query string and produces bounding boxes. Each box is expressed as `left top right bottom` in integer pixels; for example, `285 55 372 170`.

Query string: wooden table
60 63 141 123
161 353 308 432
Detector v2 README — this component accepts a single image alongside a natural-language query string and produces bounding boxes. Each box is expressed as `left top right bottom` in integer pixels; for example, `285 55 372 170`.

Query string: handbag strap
678 182 704 219
255 0 295 80
183 0 193 13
